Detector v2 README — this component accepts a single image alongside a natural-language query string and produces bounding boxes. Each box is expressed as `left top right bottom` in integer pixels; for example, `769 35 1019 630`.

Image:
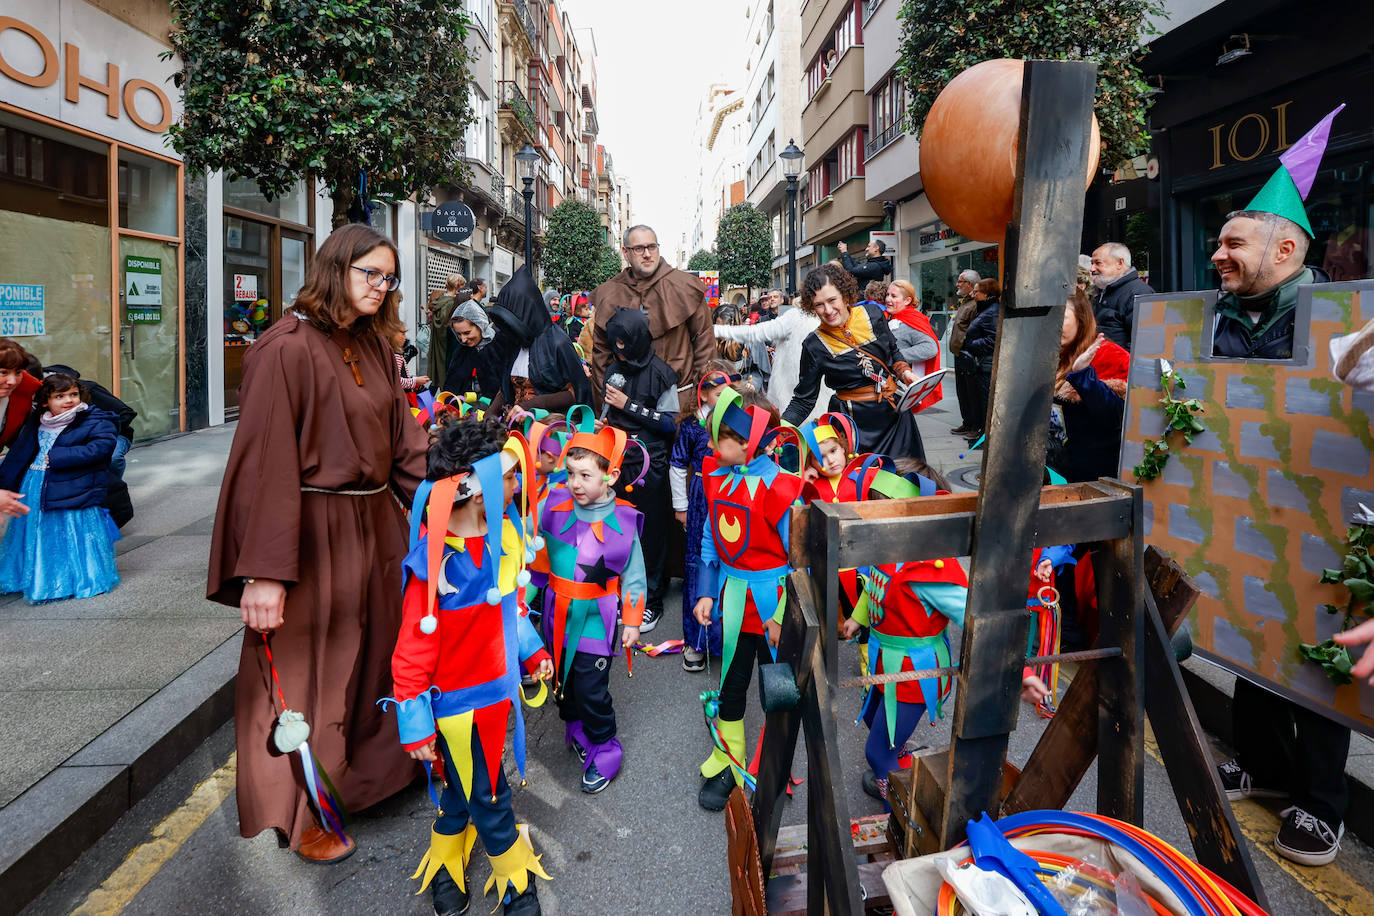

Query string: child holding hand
385 414 552 916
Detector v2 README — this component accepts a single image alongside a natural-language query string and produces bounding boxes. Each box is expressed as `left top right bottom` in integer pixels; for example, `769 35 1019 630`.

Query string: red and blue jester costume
381 435 552 907
698 388 804 797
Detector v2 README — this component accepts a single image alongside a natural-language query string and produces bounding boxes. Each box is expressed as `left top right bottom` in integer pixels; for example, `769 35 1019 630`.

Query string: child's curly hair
799 263 858 314
427 413 508 482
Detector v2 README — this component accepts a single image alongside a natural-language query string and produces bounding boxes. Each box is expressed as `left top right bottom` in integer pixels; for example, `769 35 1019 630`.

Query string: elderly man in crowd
1089 242 1154 350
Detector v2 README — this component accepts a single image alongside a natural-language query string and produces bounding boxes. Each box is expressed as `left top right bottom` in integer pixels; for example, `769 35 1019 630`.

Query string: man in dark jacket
1090 243 1154 350
838 239 892 285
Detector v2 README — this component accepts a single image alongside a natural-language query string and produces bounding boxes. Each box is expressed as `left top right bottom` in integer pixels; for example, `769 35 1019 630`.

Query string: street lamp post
515 143 539 267
780 139 804 299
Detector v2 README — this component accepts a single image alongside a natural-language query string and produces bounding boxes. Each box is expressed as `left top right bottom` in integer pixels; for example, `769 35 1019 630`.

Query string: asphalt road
23 581 1374 915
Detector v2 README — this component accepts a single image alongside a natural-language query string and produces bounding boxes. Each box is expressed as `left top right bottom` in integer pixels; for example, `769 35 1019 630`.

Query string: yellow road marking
71 753 237 916
1142 729 1368 916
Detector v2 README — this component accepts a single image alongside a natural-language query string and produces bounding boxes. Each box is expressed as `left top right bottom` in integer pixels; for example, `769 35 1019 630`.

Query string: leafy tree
542 200 608 291
715 203 771 299
164 0 476 226
687 249 719 271
594 244 624 286
896 0 1163 163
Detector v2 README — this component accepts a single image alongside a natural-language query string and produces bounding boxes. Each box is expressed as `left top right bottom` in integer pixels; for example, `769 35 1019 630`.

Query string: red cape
888 308 942 410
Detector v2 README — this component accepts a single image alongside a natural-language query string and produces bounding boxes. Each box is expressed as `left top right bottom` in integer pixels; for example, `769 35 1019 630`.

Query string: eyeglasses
350 266 400 291
625 243 659 255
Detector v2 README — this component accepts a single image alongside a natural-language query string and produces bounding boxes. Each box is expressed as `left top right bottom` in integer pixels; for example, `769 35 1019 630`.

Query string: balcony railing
505 0 538 51
864 121 904 159
498 81 537 137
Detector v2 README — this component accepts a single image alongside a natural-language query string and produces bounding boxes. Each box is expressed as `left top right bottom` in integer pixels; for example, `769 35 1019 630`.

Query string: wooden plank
938 60 1098 844
834 493 1134 568
771 815 892 870
1095 489 1145 824
802 646 865 915
1143 587 1270 910
1001 662 1100 814
1145 544 1202 632
755 572 820 876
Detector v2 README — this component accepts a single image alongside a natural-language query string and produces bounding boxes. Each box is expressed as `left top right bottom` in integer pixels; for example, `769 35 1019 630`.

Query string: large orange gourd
920 59 1101 243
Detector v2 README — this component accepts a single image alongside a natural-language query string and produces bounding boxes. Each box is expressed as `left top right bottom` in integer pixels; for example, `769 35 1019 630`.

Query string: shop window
118 148 178 236
0 111 108 227
224 175 311 225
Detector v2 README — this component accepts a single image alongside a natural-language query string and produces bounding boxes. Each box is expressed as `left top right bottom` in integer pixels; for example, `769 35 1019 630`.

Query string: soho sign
0 14 174 134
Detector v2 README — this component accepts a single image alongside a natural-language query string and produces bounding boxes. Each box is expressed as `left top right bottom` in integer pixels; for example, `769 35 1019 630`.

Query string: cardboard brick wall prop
1120 280 1374 734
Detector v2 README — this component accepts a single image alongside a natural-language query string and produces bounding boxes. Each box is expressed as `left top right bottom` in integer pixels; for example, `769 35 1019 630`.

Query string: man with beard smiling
1209 212 1312 359
591 225 714 414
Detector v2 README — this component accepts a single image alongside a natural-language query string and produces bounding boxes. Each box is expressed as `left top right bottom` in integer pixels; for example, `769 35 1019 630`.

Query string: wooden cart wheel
726 786 767 916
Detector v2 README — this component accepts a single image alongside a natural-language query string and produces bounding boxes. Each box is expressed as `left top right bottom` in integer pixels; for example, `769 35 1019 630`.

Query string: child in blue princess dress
0 373 120 602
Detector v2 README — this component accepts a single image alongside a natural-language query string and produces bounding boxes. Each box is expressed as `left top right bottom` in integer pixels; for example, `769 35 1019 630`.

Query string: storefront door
118 237 180 438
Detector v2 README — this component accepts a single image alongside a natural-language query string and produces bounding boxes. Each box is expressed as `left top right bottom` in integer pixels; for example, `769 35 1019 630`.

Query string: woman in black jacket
958 278 1001 441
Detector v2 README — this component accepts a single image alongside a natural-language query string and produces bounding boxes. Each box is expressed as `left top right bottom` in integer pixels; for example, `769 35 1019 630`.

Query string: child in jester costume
691 387 804 811
382 414 552 916
538 419 650 794
841 464 1049 810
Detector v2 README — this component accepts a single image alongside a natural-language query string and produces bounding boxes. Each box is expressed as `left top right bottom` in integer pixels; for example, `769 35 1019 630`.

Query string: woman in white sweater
714 304 833 422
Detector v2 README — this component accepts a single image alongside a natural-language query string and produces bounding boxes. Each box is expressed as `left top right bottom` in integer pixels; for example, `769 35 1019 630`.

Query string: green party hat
1244 168 1312 237
1241 104 1345 238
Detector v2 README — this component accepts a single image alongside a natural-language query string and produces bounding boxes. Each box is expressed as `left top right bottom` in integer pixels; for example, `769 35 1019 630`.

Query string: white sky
559 0 747 264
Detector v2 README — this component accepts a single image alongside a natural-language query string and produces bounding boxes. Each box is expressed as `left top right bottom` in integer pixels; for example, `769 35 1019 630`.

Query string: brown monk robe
590 259 714 413
207 313 430 850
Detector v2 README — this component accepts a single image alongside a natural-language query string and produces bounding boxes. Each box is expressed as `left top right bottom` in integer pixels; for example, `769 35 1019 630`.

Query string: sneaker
862 769 884 801
1216 759 1287 801
570 740 587 766
698 768 736 811
432 864 470 916
639 605 662 634
503 883 541 916
682 646 707 672
1275 806 1344 866
581 762 611 794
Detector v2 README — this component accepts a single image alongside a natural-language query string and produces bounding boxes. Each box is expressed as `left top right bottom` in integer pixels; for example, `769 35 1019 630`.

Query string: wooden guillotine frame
735 60 1270 915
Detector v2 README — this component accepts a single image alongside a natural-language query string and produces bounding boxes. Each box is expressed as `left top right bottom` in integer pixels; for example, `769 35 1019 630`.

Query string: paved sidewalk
0 424 242 911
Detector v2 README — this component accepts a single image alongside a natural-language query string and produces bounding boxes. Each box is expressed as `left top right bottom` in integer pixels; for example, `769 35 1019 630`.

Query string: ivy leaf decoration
1299 641 1354 686
1133 359 1205 482
1302 522 1374 685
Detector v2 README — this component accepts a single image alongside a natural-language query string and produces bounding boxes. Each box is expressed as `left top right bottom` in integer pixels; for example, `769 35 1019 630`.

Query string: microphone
602 370 627 419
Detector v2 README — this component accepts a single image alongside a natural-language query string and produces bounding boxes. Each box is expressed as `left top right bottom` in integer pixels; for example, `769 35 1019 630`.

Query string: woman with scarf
782 264 926 460
1047 288 1129 483
442 300 495 397
484 264 592 412
602 307 679 634
884 281 942 411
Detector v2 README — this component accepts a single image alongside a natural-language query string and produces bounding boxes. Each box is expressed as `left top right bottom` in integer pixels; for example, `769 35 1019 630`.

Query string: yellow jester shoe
411 823 478 894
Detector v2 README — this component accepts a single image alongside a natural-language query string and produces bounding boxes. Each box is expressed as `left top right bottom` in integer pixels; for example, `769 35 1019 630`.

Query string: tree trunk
330 186 353 230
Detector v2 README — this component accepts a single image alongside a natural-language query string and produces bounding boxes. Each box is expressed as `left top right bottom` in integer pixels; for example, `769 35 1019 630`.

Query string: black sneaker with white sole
639 605 662 633
1275 806 1344 866
581 762 611 794
432 864 470 916
1216 759 1288 801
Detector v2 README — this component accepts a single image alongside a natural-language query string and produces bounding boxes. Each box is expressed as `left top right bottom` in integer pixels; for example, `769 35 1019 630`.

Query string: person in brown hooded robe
206 223 431 863
590 225 714 413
